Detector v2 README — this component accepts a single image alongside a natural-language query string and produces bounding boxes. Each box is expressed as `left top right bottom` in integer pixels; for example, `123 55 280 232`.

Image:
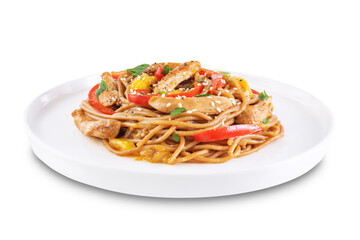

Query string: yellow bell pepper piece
168 90 183 94
130 73 157 92
232 76 253 98
109 138 136 151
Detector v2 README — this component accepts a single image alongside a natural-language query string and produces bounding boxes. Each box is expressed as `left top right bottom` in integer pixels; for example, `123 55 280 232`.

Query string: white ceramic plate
25 72 333 198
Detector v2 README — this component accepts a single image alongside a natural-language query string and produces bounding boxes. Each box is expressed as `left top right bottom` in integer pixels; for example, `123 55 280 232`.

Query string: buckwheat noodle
75 63 284 164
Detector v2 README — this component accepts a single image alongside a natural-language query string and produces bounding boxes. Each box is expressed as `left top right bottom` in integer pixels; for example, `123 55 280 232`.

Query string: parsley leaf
188 82 194 89
162 65 174 75
195 79 204 82
172 134 180 142
196 94 211 97
220 71 230 75
127 64 149 76
258 91 269 100
170 107 185 116
95 80 107 99
159 91 166 95
262 117 270 124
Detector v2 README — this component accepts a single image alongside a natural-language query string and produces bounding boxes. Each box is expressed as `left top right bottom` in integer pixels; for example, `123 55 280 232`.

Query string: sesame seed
166 103 171 107
216 107 221 112
211 101 215 107
215 100 221 104
178 103 182 107
186 110 193 114
162 94 165 97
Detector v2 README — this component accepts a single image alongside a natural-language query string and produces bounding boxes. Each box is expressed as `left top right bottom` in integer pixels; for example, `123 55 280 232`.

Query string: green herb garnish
127 64 149 76
172 134 180 142
188 82 194 89
258 91 269 100
162 65 174 75
170 107 185 116
220 71 230 75
262 117 270 124
224 74 232 82
196 94 211 97
159 91 166 95
195 79 204 82
95 80 107 99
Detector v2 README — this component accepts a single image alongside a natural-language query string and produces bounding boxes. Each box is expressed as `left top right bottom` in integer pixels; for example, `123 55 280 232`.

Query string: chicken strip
148 96 235 115
98 90 119 107
98 72 120 107
72 109 121 138
236 97 273 124
153 61 201 94
101 72 117 91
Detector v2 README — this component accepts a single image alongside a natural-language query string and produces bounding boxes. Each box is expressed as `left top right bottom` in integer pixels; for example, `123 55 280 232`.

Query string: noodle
73 61 284 164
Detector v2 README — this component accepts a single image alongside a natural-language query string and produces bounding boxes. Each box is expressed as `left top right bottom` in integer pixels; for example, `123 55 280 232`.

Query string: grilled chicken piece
236 97 273 124
153 61 201 94
148 96 235 115
72 109 121 138
99 90 119 107
98 72 120 107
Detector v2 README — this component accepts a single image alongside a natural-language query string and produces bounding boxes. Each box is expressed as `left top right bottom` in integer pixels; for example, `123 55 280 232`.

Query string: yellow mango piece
109 138 136 151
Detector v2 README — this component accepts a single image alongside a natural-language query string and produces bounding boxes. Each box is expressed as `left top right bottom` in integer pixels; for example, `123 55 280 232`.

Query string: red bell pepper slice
251 89 260 95
193 124 264 142
154 66 165 80
209 73 226 94
165 82 204 98
88 84 115 115
111 71 121 80
198 69 213 77
199 69 226 94
127 90 156 106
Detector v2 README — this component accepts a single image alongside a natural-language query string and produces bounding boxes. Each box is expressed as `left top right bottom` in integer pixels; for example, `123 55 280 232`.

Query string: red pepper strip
198 69 226 94
251 89 260 95
127 94 155 106
165 82 204 98
128 83 204 106
154 64 178 80
127 90 157 106
111 71 121 80
209 73 226 94
154 65 165 80
88 84 115 115
193 124 264 142
198 69 213 77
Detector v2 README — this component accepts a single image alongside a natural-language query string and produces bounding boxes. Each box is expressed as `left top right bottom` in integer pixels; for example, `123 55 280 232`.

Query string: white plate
25 72 333 198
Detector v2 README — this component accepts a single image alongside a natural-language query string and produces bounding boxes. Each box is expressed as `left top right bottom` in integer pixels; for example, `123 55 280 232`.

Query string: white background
1 0 359 239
